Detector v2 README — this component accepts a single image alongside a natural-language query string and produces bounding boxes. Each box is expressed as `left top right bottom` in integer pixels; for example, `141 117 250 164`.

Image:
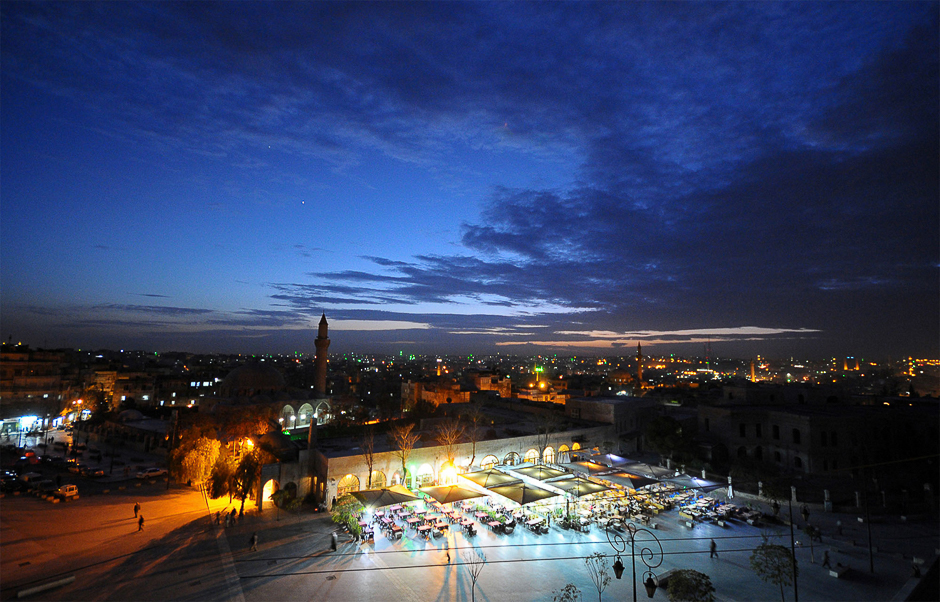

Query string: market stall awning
511 465 568 481
419 484 487 505
460 468 518 488
487 481 559 506
350 484 419 508
549 475 611 497
618 462 676 479
598 471 659 490
661 474 724 492
589 453 631 468
558 461 611 476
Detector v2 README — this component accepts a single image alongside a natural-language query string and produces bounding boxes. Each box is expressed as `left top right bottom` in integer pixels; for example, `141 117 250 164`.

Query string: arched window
737 446 748 459
416 463 434 487
481 455 499 470
524 449 539 463
391 471 403 485
543 446 555 464
337 474 360 498
504 452 521 466
297 403 314 428
369 470 386 489
572 442 581 451
279 405 295 429
793 456 803 469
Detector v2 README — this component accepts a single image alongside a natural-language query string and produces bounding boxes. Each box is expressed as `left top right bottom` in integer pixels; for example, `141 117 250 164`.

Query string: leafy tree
169 436 220 486
750 544 797 602
584 552 611 602
232 449 263 516
552 583 583 602
666 569 715 602
331 493 364 528
388 422 419 487
208 453 236 500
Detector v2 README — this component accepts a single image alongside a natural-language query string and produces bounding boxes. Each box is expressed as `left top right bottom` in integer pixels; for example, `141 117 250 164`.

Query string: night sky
2 2 937 359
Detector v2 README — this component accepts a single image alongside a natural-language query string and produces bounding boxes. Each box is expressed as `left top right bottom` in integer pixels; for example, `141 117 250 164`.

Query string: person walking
134 502 140 518
822 550 831 569
709 539 718 558
138 515 144 532
249 532 258 552
331 531 338 551
215 511 221 525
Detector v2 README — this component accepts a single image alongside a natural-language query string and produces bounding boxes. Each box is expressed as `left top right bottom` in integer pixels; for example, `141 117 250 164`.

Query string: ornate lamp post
608 523 664 602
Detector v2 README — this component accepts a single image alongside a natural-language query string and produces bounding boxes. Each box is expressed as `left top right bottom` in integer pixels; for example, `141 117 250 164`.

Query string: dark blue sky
2 2 937 358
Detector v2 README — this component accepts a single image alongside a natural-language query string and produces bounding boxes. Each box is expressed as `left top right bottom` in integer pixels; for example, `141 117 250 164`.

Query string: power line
238 547 768 579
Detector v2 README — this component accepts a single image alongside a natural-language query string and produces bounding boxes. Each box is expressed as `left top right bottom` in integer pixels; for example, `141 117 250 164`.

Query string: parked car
81 467 105 478
54 484 79 500
136 467 168 479
68 463 86 474
1 478 29 493
34 480 58 495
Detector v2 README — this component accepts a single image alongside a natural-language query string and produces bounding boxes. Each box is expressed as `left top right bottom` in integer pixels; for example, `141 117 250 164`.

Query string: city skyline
2 2 937 359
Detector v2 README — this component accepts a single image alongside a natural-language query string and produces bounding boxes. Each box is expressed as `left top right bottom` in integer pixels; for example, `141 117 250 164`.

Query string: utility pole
789 498 799 602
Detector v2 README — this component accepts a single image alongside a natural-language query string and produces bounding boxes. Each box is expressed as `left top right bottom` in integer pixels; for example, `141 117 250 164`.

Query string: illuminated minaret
636 343 643 389
843 357 848 371
314 313 330 397
749 359 756 381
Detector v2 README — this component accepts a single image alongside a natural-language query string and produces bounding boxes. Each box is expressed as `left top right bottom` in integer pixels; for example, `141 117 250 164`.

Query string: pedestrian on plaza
812 526 822 543
331 531 338 551
445 550 450 564
249 532 258 552
225 513 231 528
772 500 780 517
709 539 718 558
134 501 140 518
801 504 809 524
230 508 237 526
822 551 831 569
138 515 144 531
215 511 221 525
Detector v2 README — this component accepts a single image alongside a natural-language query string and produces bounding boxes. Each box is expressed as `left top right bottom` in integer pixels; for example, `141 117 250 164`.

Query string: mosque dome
219 362 286 398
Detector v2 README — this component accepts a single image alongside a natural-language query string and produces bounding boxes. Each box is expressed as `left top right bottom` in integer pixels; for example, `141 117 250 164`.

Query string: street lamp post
608 522 664 602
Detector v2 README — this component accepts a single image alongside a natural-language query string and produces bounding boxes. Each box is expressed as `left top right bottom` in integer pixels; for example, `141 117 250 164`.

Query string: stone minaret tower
636 342 643 390
314 313 330 398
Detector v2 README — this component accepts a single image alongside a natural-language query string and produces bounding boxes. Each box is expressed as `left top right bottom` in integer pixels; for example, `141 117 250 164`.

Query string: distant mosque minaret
314 313 330 398
636 342 644 392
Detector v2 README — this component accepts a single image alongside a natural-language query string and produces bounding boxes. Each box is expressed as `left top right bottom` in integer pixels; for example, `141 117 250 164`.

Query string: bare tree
465 404 485 467
463 547 487 602
584 552 611 602
536 412 560 463
437 418 465 465
388 422 419 487
361 426 376 489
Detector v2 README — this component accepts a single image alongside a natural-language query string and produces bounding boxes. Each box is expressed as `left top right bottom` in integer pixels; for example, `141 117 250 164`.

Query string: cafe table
406 517 422 528
417 525 432 538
